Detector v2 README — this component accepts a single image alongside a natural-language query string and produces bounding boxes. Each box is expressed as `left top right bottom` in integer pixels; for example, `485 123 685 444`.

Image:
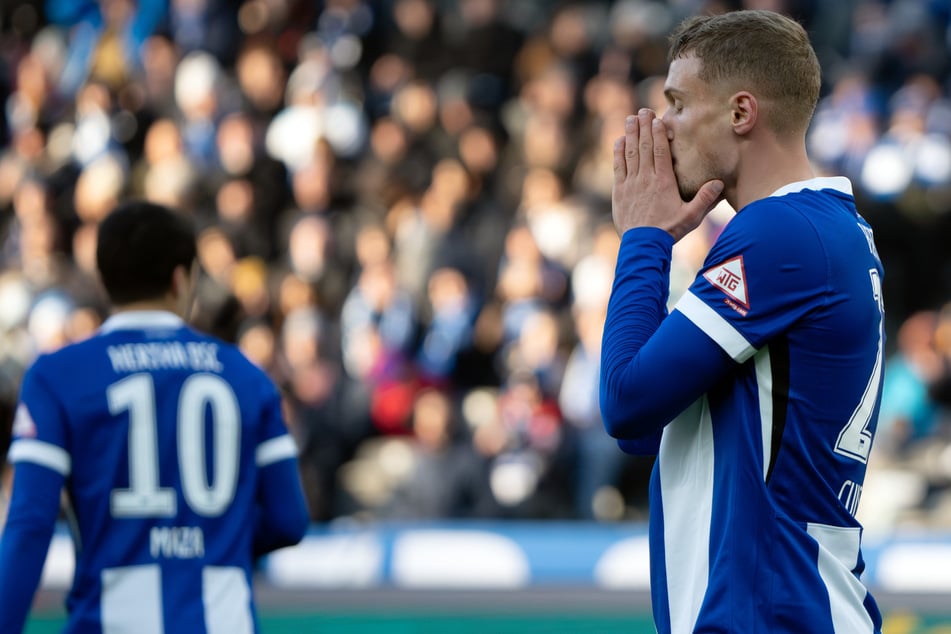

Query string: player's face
661 55 735 201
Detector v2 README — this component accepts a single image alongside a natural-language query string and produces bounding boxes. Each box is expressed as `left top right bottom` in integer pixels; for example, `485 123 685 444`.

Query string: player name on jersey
150 526 205 559
107 342 223 373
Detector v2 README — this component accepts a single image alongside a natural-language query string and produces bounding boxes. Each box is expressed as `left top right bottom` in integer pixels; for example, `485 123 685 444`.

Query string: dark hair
668 10 821 136
96 200 197 305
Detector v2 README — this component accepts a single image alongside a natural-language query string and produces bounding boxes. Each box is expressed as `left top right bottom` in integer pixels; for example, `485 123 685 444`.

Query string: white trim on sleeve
255 435 298 467
674 291 757 363
7 438 72 476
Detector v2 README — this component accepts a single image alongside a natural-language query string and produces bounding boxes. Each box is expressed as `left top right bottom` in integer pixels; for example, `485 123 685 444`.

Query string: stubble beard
677 178 696 202
675 166 700 202
674 158 718 203
670 151 696 201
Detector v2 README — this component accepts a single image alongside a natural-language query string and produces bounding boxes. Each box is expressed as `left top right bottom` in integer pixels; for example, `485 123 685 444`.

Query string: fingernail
652 118 661 128
625 115 635 131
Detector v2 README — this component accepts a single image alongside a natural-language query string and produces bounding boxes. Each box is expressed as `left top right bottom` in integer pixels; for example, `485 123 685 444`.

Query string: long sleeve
253 389 310 557
0 463 64 633
253 457 309 558
599 228 733 444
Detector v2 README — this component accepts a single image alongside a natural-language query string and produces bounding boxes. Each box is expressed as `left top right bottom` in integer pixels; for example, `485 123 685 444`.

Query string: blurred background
1 0 951 631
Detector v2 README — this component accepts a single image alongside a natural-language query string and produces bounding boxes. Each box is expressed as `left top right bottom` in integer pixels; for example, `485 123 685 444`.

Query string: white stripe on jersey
754 348 774 482
7 438 72 476
101 564 164 634
806 523 875 633
674 291 757 363
256 434 298 467
203 566 254 634
660 396 714 633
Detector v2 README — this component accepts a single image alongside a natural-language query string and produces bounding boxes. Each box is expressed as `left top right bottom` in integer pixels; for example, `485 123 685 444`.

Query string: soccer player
600 10 884 633
0 201 309 633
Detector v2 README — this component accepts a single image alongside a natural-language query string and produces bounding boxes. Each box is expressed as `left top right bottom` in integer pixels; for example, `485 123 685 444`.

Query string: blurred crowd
1 0 951 529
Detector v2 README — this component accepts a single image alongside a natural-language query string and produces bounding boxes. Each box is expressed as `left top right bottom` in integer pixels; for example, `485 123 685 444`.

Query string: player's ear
170 264 190 299
730 92 757 136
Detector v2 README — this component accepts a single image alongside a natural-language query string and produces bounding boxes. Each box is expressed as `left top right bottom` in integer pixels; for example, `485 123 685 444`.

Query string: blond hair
668 10 821 136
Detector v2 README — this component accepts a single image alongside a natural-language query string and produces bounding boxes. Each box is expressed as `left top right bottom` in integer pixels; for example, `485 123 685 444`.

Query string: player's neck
732 136 815 211
110 297 183 318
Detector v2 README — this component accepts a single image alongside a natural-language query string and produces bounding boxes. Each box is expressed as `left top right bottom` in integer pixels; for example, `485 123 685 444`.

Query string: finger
686 179 726 219
638 109 655 173
624 115 638 176
613 136 626 183
651 118 672 173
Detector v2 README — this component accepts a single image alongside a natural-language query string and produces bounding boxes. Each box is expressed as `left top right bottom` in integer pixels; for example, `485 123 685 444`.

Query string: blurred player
601 10 884 633
0 200 309 633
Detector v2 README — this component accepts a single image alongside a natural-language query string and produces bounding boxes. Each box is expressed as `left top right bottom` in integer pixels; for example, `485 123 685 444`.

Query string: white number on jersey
833 269 883 464
108 373 241 518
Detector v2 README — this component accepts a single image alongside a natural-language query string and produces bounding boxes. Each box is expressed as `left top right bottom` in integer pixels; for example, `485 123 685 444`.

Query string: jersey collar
768 176 853 199
99 310 185 333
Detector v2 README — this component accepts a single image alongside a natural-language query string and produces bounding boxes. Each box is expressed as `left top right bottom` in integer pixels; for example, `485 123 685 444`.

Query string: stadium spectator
383 387 497 518
877 310 943 459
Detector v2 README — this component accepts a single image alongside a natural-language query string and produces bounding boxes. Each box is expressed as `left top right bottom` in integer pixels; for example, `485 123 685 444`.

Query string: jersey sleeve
0 464 64 633
600 228 735 442
617 433 662 455
0 358 70 632
6 357 72 478
254 381 298 470
253 378 308 556
673 200 829 360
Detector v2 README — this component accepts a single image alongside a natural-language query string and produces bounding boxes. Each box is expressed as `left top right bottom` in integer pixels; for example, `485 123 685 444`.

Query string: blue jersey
0 311 308 634
600 178 884 633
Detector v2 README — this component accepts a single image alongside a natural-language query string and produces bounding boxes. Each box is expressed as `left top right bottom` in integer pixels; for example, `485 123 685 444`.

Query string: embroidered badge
703 256 749 309
12 403 37 438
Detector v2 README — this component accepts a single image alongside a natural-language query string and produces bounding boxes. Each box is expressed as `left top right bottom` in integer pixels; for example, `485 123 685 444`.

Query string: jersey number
107 373 241 518
834 269 883 464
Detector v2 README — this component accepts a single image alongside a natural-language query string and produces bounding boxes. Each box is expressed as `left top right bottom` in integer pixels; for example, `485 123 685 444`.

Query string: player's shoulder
703 189 846 290
733 195 821 233
719 183 854 253
25 335 104 378
742 179 854 226
713 201 820 261
182 327 277 388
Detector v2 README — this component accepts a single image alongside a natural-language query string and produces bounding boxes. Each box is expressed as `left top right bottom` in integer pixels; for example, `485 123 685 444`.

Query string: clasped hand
612 109 723 242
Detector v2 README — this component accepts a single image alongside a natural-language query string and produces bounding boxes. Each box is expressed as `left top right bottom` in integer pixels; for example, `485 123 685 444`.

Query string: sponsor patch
703 256 749 309
12 403 37 438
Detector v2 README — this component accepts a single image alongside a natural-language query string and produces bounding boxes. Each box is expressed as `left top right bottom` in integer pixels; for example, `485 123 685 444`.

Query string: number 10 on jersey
107 373 241 518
